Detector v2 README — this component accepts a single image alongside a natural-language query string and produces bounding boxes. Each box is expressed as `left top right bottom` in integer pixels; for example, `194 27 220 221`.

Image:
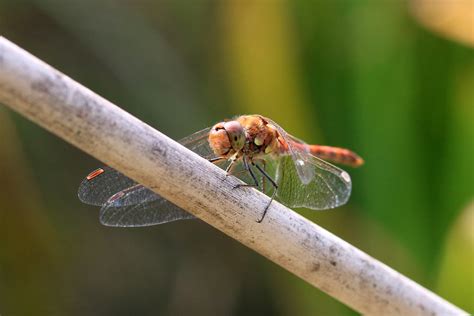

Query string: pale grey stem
0 37 466 316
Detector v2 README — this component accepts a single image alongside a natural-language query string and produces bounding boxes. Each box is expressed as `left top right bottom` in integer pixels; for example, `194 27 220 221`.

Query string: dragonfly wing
78 166 140 206
263 117 315 185
100 184 195 227
78 127 214 206
275 154 352 210
179 126 214 158
79 127 215 226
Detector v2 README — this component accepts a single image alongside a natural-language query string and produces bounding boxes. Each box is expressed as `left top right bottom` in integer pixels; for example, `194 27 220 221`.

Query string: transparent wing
99 185 195 227
78 127 213 206
179 126 214 158
78 166 137 206
264 118 315 185
275 155 352 210
78 127 214 226
263 117 352 209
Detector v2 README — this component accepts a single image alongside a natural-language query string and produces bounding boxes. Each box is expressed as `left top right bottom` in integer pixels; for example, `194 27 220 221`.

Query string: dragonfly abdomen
308 145 364 167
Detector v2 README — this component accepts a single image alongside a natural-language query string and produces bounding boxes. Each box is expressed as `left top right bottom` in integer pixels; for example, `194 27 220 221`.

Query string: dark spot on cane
31 78 52 94
311 262 320 272
330 260 337 266
151 143 167 158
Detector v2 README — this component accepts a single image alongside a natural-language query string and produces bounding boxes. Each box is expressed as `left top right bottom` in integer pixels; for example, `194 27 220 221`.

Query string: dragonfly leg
209 157 235 181
254 163 278 223
254 163 278 189
209 157 226 164
233 156 260 189
225 158 238 175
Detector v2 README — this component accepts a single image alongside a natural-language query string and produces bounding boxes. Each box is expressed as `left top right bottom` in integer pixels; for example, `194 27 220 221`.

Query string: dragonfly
78 114 364 226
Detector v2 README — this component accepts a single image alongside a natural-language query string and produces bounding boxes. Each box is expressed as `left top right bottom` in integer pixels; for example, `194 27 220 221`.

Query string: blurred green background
0 1 473 315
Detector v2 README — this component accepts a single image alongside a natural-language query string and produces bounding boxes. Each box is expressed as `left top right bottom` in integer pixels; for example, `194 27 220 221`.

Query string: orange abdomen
308 145 364 167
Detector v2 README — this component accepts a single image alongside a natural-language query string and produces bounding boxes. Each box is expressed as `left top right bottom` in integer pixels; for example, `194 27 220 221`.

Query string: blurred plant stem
0 108 61 315
435 59 474 313
218 2 339 314
436 201 474 312
439 59 474 236
351 2 437 271
219 1 319 140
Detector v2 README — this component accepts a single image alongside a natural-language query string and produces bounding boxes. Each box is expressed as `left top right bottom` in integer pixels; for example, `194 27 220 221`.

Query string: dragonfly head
209 120 245 156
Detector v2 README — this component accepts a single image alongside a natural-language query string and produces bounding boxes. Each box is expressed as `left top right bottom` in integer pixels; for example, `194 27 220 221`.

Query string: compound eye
213 122 225 131
224 121 245 151
208 122 232 156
